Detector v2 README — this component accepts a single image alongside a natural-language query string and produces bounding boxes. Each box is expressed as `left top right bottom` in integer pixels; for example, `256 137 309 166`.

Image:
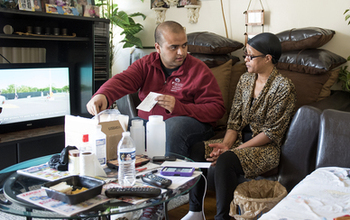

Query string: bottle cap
149 115 163 122
82 134 89 142
131 119 143 127
122 131 131 136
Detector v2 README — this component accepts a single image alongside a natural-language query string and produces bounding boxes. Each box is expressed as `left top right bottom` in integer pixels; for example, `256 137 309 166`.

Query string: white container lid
131 119 143 127
148 115 163 122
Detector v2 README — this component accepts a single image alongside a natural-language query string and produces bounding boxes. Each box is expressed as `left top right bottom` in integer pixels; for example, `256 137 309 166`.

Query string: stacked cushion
275 27 346 107
277 27 335 52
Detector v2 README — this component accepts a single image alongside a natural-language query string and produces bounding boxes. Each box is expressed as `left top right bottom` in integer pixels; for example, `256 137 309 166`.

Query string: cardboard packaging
65 115 125 161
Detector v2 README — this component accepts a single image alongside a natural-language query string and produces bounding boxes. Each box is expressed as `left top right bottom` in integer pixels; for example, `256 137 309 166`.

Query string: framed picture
177 0 196 7
45 3 58 13
151 0 169 9
54 0 71 6
19 0 35 11
33 0 42 11
74 0 92 6
83 5 100 18
62 5 79 15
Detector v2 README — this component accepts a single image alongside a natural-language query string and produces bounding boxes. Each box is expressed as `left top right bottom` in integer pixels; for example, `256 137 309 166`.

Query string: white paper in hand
136 92 162 112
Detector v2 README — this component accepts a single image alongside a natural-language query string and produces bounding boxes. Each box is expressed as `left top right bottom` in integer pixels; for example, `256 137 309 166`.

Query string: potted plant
338 8 350 92
95 0 146 76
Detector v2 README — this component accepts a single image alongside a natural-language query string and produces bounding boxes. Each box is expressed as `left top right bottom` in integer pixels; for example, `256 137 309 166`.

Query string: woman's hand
206 143 230 165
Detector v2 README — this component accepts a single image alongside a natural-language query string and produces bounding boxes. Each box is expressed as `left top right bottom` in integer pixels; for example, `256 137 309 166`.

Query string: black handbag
48 146 78 171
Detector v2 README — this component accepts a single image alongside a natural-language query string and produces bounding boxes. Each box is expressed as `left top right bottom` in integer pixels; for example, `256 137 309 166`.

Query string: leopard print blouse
204 67 296 179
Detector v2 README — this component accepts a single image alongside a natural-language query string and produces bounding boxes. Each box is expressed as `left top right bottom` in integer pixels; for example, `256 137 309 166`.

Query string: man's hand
156 95 176 113
86 94 108 116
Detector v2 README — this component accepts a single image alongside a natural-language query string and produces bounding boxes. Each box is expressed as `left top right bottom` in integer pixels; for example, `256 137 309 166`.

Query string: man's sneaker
139 203 164 220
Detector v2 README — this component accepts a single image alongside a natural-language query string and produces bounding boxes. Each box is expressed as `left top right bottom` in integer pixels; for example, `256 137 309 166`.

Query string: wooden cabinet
0 9 109 168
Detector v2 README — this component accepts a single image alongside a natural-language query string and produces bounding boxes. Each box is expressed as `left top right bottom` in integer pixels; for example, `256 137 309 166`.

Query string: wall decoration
177 0 196 8
45 3 58 13
151 0 169 9
185 4 200 24
33 0 42 11
163 0 178 7
244 0 265 45
153 7 167 24
83 5 100 18
19 0 35 11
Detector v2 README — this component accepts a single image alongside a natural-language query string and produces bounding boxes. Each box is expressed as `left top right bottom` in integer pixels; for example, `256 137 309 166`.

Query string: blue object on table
0 154 58 174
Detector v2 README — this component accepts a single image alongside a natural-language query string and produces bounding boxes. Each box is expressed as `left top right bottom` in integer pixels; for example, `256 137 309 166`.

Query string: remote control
141 172 172 188
105 187 161 198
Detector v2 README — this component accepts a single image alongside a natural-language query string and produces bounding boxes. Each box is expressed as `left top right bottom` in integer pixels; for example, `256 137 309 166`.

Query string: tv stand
0 9 110 169
0 125 64 170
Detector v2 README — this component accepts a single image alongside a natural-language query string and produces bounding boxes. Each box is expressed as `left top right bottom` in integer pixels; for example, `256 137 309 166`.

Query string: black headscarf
247 32 281 64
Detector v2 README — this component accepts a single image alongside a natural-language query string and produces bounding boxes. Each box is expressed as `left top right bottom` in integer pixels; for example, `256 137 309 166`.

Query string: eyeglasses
242 52 265 60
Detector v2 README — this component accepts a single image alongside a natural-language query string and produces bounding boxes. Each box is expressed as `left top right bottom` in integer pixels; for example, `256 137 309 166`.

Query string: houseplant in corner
95 0 146 76
338 8 350 92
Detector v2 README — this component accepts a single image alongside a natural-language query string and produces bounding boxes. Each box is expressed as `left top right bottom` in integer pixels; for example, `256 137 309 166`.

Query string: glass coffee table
0 153 200 220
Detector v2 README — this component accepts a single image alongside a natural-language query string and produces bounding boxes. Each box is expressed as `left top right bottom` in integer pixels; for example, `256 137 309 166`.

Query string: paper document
136 92 162 112
161 161 212 169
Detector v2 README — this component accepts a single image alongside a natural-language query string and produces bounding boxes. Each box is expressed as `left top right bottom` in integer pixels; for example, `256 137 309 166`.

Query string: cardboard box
65 115 125 161
99 120 124 161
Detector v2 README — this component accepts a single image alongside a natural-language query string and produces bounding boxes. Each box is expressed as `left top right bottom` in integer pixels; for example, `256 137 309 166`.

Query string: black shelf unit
0 9 110 168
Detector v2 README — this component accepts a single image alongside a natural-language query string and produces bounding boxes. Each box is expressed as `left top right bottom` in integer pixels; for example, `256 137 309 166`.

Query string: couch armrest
309 90 350 111
278 105 322 192
115 92 141 119
316 109 350 169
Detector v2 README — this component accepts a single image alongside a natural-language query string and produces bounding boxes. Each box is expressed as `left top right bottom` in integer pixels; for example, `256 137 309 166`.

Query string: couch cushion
227 63 247 114
276 27 335 52
211 60 233 127
279 69 333 109
277 49 347 74
317 68 340 101
191 53 240 68
187 32 244 54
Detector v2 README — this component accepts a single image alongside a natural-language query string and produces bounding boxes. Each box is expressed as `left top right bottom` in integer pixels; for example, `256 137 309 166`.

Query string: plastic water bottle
146 115 166 158
130 119 146 155
92 125 107 167
117 131 136 186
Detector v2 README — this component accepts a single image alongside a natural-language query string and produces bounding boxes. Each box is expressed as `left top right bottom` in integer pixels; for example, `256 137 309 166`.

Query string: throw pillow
227 62 247 113
317 68 340 101
277 49 347 74
187 32 244 54
279 69 332 109
276 27 335 52
210 59 233 127
191 53 240 68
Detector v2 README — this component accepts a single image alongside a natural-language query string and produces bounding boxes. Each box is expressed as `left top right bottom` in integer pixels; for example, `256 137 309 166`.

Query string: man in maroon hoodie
86 20 225 157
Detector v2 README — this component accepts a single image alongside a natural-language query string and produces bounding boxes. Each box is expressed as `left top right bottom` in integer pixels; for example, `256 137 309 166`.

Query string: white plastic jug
130 119 146 155
146 115 166 158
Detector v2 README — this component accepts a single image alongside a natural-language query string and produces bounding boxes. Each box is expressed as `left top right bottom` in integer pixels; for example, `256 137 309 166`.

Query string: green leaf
344 9 350 14
121 34 143 48
129 12 147 20
345 14 350 21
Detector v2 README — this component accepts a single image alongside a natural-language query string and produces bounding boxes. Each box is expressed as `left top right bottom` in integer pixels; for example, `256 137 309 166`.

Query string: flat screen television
0 63 74 134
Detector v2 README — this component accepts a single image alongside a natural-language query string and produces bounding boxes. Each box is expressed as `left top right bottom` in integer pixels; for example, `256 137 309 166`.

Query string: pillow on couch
276 27 335 52
191 53 240 68
279 69 335 109
210 59 233 127
277 49 347 74
187 32 244 54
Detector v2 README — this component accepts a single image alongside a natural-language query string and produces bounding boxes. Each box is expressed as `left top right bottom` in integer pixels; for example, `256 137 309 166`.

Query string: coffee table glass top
0 153 200 219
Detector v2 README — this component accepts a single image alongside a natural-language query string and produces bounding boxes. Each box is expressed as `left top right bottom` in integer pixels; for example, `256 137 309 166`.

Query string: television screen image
0 66 71 132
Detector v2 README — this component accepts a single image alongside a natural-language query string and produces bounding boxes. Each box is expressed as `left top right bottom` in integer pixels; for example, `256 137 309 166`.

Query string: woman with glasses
182 32 296 220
